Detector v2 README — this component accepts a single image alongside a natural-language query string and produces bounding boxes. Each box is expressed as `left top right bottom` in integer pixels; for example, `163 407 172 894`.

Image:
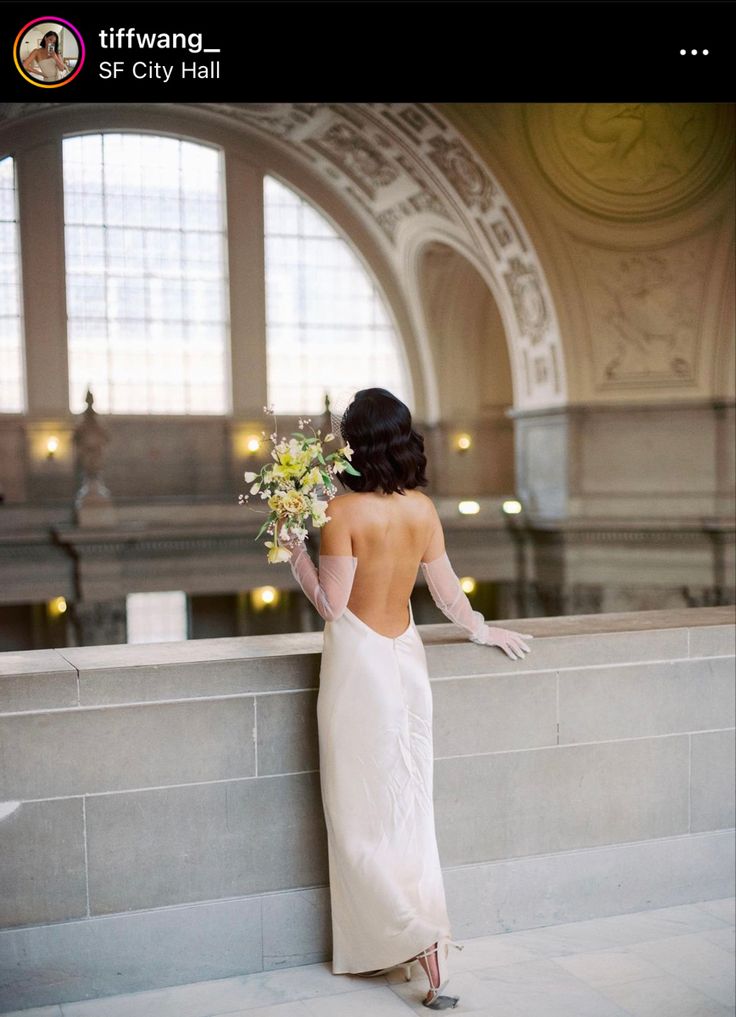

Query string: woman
282 388 533 1009
23 31 66 81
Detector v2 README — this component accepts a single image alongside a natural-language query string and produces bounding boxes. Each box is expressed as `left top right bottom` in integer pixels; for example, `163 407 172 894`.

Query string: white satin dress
317 596 453 973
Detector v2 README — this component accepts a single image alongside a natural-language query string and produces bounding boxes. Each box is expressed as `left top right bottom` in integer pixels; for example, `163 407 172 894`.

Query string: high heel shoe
414 937 464 1009
354 959 415 981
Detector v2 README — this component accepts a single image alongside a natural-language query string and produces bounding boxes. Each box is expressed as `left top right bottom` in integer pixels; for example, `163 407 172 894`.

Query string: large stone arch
194 102 568 411
0 101 568 417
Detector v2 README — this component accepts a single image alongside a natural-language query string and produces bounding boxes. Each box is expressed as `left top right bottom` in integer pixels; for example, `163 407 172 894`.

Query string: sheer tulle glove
421 551 533 660
470 623 534 661
278 524 357 623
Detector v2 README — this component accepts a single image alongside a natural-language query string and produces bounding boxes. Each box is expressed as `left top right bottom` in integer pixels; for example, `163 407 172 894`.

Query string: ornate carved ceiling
524 103 733 222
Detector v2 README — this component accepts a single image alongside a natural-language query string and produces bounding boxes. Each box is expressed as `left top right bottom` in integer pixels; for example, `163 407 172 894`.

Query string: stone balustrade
0 606 734 1011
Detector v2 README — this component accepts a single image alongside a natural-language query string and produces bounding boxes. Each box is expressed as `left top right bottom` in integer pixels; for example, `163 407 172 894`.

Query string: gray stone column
226 156 268 418
16 140 70 416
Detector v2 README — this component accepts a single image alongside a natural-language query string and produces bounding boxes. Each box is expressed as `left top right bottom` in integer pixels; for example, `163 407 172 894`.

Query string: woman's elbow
319 599 348 623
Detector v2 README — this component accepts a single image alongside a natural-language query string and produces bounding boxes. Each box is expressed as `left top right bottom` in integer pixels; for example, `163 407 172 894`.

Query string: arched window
264 175 411 414
62 133 230 414
0 157 25 414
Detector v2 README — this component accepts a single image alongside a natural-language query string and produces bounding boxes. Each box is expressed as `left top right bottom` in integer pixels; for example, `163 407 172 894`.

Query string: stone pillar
16 140 70 416
68 598 127 647
226 157 268 418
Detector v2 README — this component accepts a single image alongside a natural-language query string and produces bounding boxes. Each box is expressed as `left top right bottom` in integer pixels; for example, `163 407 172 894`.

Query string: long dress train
317 597 453 973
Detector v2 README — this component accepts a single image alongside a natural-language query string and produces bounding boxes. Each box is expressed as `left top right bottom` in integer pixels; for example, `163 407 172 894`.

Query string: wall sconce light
46 436 60 460
250 586 280 610
47 596 67 617
454 432 472 452
458 500 480 515
501 499 523 515
460 576 477 595
245 435 262 454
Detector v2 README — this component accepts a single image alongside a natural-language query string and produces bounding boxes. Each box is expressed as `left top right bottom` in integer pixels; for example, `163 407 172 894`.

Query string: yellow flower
301 466 322 491
271 450 305 479
265 541 292 564
280 489 310 515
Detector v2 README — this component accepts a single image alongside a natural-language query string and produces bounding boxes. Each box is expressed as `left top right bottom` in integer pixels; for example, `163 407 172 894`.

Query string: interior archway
416 240 515 495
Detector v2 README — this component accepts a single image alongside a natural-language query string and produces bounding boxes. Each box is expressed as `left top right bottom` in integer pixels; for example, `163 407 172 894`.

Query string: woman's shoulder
325 492 358 518
327 492 359 514
410 490 440 526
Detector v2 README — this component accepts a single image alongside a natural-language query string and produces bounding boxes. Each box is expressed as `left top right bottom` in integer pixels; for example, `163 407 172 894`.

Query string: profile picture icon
14 17 85 87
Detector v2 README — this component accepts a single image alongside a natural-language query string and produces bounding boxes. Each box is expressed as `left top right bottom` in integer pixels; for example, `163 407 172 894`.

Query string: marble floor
3 898 734 1017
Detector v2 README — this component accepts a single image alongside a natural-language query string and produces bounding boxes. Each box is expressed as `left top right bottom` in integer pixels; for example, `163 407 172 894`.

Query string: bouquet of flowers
238 405 360 563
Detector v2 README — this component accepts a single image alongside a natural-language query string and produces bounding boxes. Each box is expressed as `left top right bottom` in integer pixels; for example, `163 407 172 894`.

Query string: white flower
250 483 261 494
325 433 335 442
244 471 258 483
311 497 330 525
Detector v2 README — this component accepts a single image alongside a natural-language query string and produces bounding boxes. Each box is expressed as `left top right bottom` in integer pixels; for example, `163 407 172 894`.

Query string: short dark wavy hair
338 388 428 495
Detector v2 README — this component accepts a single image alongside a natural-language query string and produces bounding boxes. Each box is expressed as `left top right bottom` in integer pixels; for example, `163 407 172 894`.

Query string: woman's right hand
474 624 533 660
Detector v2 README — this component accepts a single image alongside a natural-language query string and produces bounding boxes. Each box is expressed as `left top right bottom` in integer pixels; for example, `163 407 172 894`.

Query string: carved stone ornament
572 231 714 388
503 257 550 346
427 135 497 213
524 103 733 220
199 102 324 139
309 121 400 197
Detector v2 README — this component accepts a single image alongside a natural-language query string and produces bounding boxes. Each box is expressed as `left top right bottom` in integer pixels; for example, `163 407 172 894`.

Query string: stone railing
0 606 733 1011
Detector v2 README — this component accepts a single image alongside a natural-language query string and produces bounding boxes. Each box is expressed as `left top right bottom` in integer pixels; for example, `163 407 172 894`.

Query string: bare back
320 489 443 638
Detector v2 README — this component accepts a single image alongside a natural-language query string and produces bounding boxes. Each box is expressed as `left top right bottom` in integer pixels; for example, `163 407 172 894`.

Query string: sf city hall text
99 60 219 81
